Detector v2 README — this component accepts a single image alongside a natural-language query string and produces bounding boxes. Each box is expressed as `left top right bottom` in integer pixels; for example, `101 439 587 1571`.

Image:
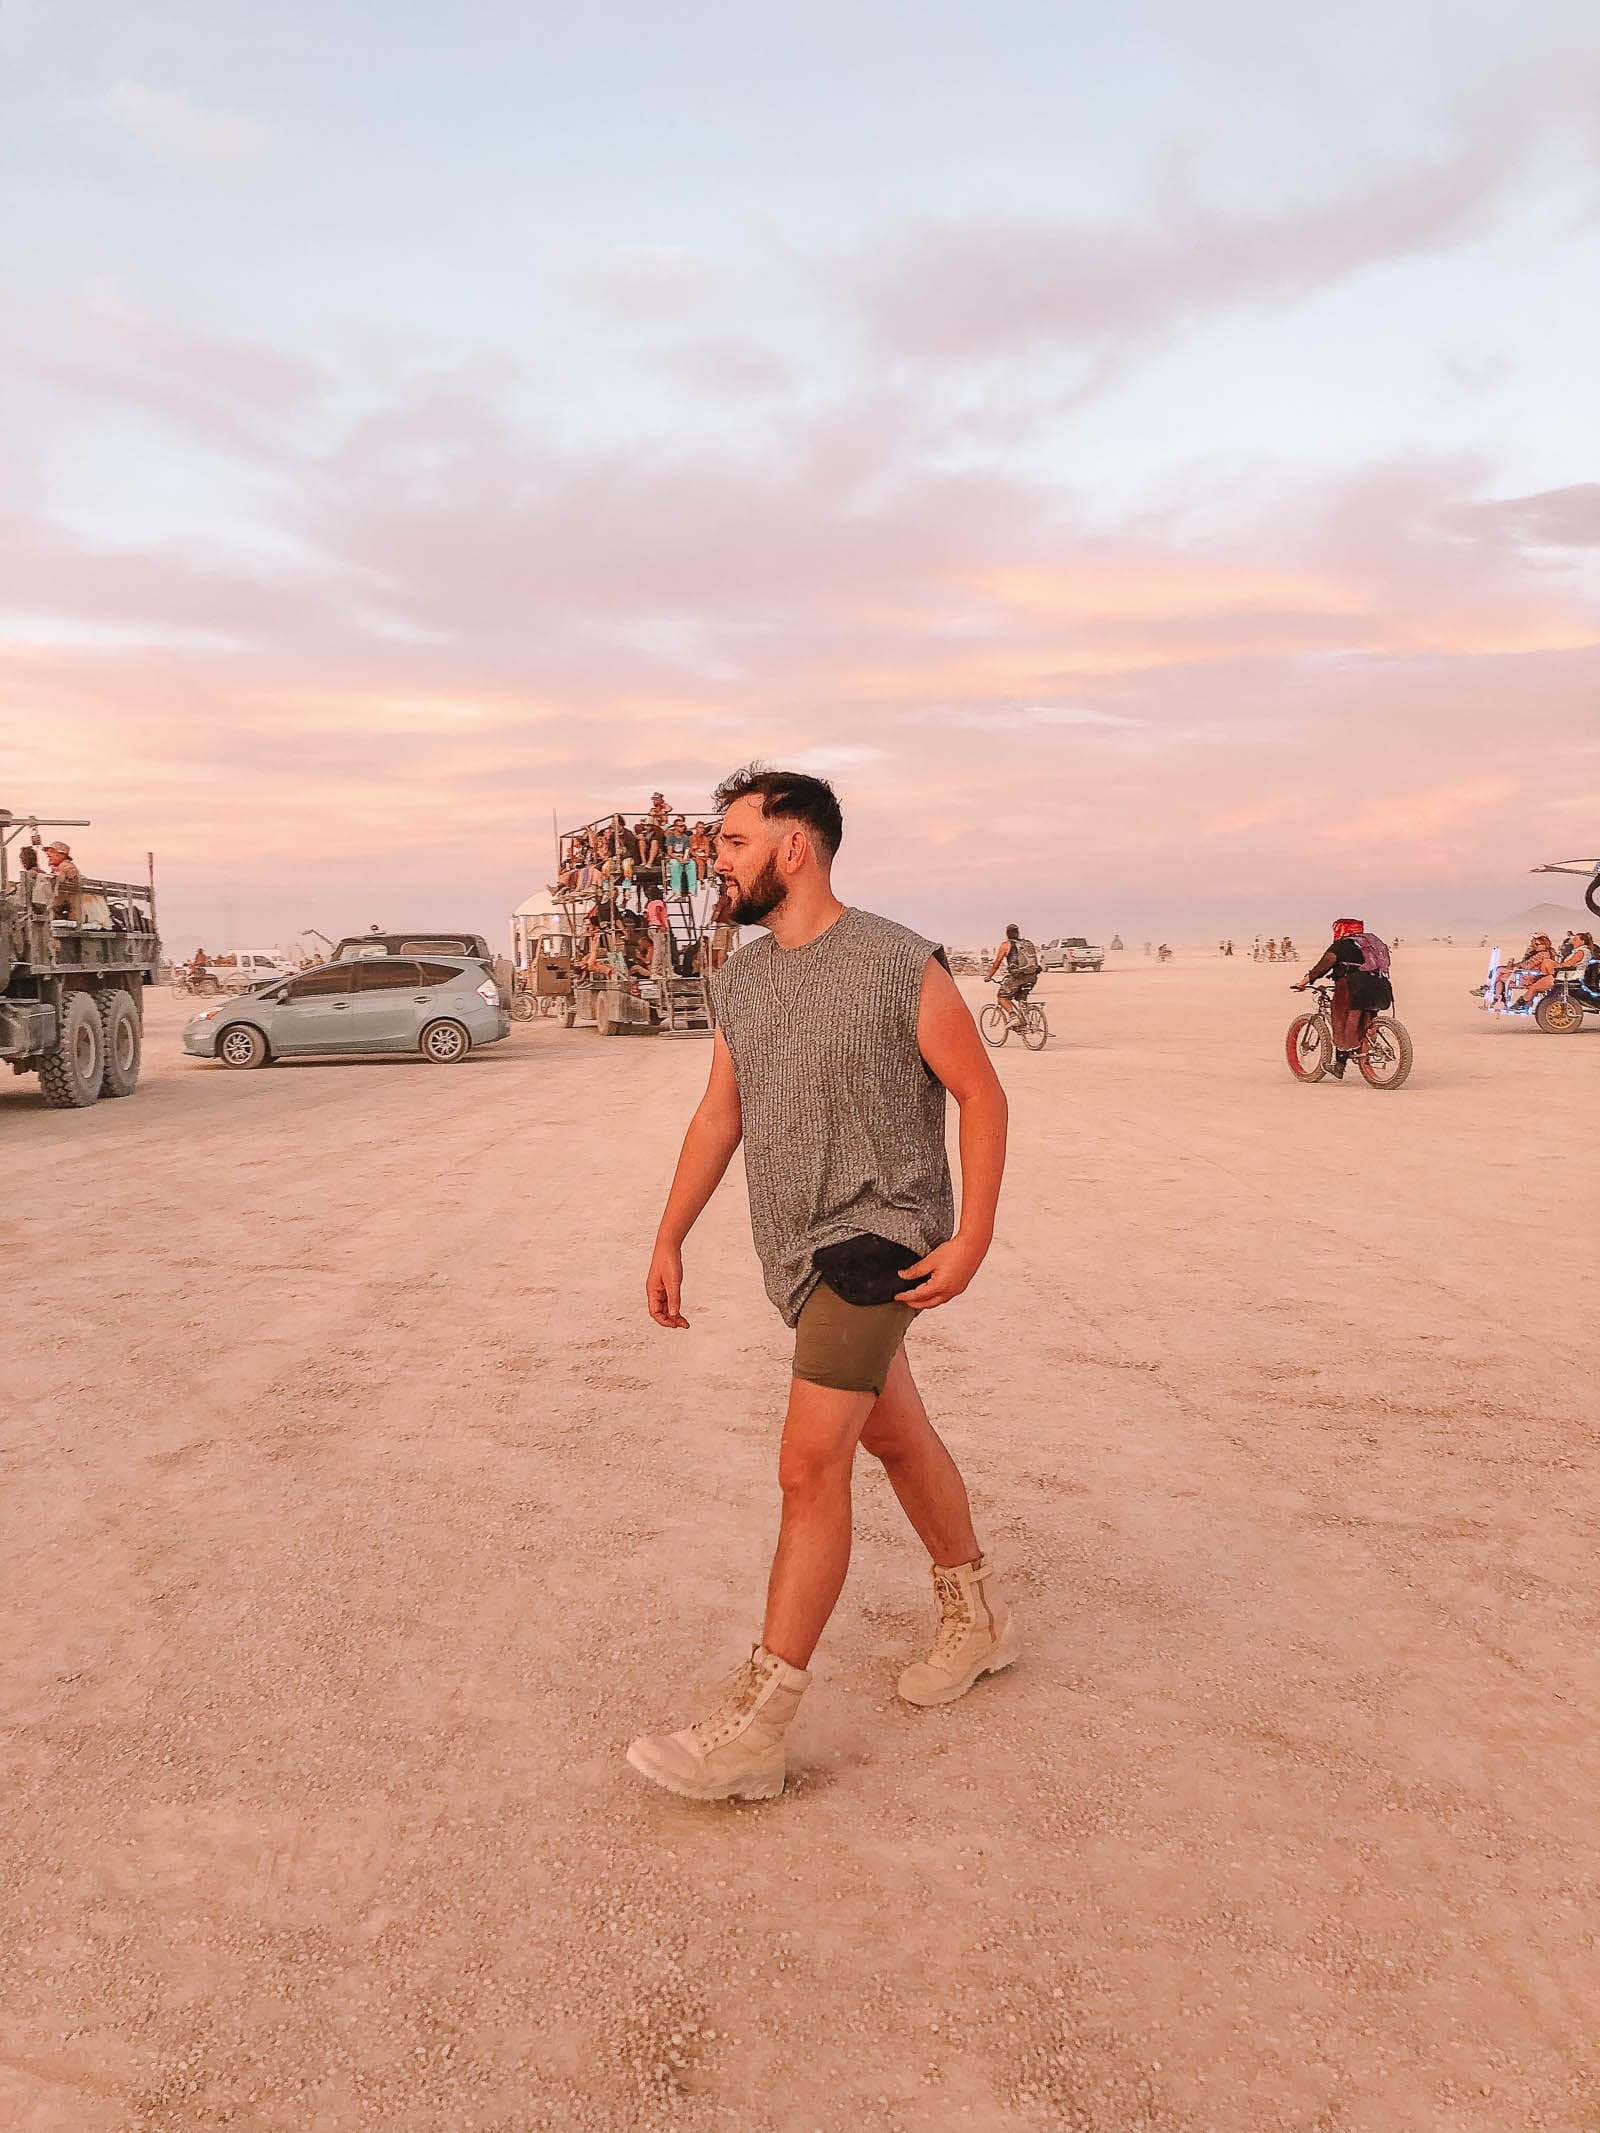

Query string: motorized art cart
549 810 718 1037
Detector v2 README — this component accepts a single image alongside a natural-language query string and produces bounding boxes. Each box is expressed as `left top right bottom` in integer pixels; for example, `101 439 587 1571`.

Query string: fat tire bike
1286 979 1412 1089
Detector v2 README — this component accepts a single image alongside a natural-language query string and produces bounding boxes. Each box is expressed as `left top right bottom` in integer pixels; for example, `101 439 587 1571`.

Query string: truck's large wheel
98 987 142 1097
39 991 105 1109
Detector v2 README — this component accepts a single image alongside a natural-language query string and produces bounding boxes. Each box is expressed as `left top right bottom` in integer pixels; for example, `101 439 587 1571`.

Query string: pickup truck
210 949 296 991
1039 936 1104 973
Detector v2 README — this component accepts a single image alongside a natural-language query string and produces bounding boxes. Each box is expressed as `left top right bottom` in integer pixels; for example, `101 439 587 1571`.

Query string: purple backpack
1352 932 1390 978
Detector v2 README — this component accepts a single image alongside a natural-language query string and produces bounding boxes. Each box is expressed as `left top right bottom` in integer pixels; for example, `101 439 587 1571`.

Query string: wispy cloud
552 242 721 320
944 704 1143 731
846 141 1522 365
1464 484 1600 548
97 81 271 176
651 340 792 399
3 298 320 453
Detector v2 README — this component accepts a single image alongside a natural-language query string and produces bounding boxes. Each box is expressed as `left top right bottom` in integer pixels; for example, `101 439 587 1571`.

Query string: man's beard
724 854 786 927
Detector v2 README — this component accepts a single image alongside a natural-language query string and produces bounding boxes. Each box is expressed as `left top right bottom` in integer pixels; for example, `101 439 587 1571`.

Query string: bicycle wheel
979 1004 1010 1047
1358 1015 1413 1089
1285 1012 1330 1081
1022 1001 1049 1051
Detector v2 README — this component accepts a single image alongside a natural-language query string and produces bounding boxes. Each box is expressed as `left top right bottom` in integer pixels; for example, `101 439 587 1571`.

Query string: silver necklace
767 910 848 1020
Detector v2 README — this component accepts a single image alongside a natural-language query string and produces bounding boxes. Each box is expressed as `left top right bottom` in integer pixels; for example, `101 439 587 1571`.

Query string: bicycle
979 981 1049 1051
169 968 221 999
1285 979 1412 1089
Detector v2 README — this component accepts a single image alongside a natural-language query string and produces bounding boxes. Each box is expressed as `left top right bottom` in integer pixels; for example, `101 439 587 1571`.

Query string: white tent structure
511 893 572 967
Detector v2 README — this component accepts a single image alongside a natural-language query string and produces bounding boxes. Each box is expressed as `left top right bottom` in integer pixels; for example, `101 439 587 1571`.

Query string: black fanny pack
813 1232 921 1308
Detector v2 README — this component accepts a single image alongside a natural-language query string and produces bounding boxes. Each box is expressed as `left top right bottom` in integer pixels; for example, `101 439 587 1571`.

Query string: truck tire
39 991 105 1109
98 987 142 1096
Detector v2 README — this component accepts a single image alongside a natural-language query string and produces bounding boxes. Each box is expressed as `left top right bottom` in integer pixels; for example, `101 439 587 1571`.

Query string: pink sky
4 2 1598 950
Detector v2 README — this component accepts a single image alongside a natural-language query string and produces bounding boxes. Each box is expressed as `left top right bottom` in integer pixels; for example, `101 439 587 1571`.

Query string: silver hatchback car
182 955 510 1069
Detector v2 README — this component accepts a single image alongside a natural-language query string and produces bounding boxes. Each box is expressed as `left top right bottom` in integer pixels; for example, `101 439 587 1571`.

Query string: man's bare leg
858 1346 980 1568
762 1377 877 1669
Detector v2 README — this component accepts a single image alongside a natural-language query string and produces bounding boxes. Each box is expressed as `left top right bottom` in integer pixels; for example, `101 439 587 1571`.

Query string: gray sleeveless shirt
709 907 955 1327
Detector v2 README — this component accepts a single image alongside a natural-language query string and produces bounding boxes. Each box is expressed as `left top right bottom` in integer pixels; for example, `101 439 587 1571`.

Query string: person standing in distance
631 765 1016 1803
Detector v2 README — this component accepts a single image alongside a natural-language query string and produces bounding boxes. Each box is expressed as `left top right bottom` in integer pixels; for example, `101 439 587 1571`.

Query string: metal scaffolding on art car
532 807 726 1038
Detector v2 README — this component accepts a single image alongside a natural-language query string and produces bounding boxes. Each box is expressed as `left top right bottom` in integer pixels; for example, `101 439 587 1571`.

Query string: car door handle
331 1002 349 1010
413 996 429 1003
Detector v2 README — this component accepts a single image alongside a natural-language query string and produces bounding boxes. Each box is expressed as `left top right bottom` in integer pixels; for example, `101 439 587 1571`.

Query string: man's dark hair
712 763 844 860
1005 923 1020 939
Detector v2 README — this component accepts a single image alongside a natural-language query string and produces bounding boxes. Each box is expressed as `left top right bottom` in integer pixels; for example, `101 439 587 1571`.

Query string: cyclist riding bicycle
1295 918 1392 1078
985 924 1040 1026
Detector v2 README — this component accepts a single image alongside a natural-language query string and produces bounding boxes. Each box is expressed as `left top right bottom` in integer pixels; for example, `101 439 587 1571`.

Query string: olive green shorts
792 1282 914 1396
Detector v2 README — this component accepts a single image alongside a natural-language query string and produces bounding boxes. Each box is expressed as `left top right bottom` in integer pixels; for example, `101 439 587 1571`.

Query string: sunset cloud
97 81 271 176
847 142 1520 364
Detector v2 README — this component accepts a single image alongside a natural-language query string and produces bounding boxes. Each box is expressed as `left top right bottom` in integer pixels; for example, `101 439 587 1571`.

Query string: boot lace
686 1654 765 1752
930 1569 975 1662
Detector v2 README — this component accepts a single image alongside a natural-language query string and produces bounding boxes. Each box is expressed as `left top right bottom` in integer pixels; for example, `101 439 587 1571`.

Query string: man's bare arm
897 957 1008 1310
646 1030 743 1328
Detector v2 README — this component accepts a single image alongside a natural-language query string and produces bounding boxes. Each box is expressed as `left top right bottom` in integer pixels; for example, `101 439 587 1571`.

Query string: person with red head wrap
1296 919 1393 1078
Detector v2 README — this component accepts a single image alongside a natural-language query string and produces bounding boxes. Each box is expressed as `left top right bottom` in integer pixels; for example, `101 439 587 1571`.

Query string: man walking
631 766 1015 1802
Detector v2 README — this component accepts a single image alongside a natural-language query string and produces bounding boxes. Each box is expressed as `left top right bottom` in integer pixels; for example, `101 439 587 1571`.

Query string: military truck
0 809 161 1108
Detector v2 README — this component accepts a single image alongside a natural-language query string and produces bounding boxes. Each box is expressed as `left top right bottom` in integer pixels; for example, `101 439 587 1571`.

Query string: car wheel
218 1023 269 1070
420 1018 472 1064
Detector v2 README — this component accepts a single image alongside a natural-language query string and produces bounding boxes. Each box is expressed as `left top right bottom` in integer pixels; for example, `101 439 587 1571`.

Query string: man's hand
896 1234 988 1311
646 1241 689 1329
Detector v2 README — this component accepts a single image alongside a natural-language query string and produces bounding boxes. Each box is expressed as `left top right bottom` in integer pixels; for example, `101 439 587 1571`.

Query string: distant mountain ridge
1489 899 1588 934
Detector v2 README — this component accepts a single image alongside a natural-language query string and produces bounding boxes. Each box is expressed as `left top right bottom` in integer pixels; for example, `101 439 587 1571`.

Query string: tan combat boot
897 1555 1019 1707
627 1645 810 1801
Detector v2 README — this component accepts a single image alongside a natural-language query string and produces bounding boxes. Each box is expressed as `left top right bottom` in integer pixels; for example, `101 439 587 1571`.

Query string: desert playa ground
2 942 1595 2132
